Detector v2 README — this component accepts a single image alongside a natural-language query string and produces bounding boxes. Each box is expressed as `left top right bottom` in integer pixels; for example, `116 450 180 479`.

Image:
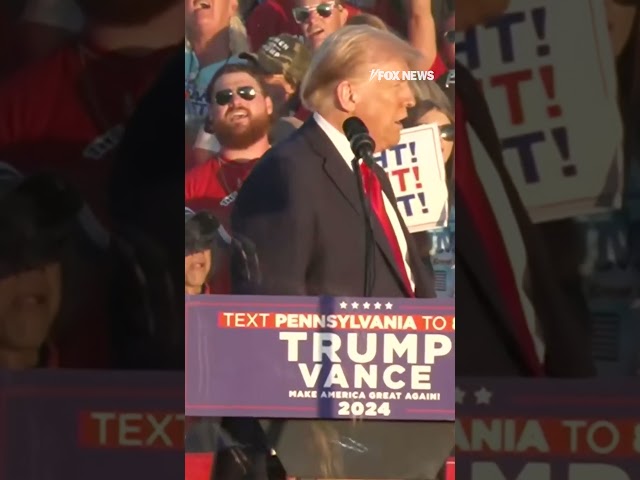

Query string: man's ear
338 4 349 26
335 80 357 112
229 0 239 15
265 95 274 116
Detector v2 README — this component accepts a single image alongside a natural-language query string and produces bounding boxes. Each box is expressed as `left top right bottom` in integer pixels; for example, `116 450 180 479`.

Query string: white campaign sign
455 0 623 222
373 124 449 232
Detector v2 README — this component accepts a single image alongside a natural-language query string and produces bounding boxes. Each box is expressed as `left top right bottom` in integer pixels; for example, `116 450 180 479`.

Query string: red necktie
455 98 543 376
360 163 415 297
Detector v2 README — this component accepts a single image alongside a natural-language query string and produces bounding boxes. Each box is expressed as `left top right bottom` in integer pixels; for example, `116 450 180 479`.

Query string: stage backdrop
456 0 623 222
186 295 456 421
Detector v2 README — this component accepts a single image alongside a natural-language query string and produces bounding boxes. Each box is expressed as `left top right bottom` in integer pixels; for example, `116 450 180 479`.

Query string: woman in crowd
403 93 455 298
185 209 220 295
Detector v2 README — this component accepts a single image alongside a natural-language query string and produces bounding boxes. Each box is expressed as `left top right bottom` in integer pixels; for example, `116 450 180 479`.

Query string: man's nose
402 83 416 109
307 8 326 23
229 95 247 109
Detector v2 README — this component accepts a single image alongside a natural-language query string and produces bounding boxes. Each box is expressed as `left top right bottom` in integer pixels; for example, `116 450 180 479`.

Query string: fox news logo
445 70 455 88
369 69 435 81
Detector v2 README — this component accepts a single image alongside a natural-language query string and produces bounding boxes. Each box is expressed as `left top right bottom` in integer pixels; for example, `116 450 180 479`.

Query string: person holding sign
455 0 595 376
231 25 435 298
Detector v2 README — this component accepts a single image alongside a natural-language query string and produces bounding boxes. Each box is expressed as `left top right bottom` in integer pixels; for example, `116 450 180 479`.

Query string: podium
186 295 455 479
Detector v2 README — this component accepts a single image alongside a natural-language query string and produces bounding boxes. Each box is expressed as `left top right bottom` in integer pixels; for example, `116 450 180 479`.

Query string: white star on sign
351 302 359 309
339 301 347 309
385 302 393 309
474 387 492 405
374 302 381 309
363 302 370 309
455 387 465 404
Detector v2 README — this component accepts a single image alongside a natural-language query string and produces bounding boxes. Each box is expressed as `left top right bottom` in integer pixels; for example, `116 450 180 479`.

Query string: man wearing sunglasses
293 0 350 50
185 63 272 294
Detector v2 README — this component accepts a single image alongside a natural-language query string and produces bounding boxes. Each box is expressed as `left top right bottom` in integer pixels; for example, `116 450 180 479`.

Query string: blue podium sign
186 295 455 420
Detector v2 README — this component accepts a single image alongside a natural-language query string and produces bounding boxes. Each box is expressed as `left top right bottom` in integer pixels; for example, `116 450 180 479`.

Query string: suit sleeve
230 151 314 295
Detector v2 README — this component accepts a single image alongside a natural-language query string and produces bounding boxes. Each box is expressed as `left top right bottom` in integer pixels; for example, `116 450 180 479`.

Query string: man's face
605 0 637 57
209 72 274 149
350 58 416 152
295 0 349 50
185 250 212 291
75 0 180 26
263 74 297 116
0 263 61 354
455 0 510 31
185 0 235 38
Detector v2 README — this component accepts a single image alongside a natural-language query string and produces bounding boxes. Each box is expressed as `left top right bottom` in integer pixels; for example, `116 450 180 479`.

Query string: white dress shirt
314 112 416 292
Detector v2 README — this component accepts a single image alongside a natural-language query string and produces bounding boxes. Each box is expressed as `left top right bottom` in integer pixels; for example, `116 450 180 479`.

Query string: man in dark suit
455 0 595 377
231 25 436 298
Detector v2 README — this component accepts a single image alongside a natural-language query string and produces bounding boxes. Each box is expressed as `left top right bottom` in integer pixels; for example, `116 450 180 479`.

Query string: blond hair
300 25 423 112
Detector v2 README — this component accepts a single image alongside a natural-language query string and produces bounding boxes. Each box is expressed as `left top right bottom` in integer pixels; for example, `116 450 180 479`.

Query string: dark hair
404 99 453 130
205 63 270 104
0 174 83 277
185 211 220 256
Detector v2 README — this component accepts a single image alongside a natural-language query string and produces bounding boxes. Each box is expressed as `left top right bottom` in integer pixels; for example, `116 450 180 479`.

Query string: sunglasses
292 1 337 24
213 86 258 106
439 123 454 142
443 31 455 44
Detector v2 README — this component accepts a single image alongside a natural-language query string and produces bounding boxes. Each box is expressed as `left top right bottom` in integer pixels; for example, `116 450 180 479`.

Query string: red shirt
294 105 312 122
430 53 448 80
185 156 259 294
246 0 361 51
0 41 177 224
185 156 258 229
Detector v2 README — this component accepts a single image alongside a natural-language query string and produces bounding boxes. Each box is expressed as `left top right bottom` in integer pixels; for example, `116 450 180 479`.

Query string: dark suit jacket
231 117 436 298
456 62 595 377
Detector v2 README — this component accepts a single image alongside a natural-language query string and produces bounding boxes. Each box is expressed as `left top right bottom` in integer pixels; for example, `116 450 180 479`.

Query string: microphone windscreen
342 116 369 141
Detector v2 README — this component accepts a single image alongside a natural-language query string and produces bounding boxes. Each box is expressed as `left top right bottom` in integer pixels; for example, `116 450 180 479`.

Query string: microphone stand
352 158 376 297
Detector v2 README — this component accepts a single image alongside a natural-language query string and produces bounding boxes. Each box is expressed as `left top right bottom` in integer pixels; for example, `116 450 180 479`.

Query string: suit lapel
300 119 362 214
300 119 413 293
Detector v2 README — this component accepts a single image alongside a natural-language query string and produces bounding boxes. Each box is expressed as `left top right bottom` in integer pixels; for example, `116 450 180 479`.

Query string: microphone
342 116 376 297
342 117 376 167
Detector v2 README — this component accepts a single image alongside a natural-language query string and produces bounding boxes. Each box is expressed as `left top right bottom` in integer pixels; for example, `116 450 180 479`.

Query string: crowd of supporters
184 0 455 300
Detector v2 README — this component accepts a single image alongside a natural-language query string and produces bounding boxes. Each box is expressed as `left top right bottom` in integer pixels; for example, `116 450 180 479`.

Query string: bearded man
185 62 272 294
